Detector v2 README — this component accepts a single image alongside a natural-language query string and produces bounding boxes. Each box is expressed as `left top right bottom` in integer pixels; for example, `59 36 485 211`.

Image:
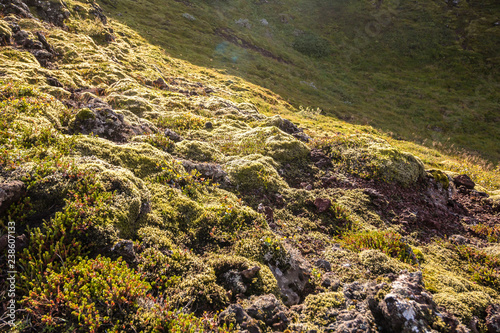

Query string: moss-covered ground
0 1 499 332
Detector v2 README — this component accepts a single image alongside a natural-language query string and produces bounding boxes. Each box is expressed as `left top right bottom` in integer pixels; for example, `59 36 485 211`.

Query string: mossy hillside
98 0 500 162
0 78 266 329
1 2 500 331
1 2 498 191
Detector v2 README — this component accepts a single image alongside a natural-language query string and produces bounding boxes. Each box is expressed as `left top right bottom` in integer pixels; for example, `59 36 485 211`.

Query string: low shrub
18 172 114 292
24 256 150 332
455 245 500 288
470 224 500 243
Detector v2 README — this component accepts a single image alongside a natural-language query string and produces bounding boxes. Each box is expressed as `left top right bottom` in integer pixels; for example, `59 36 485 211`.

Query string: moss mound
320 134 426 186
224 154 288 192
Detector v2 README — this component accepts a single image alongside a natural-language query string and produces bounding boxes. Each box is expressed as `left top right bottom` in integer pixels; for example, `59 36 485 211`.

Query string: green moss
264 130 310 163
75 108 95 121
0 20 13 40
74 136 173 178
490 193 500 211
359 249 407 275
169 271 229 313
150 183 204 234
335 189 384 228
322 134 426 186
433 291 492 323
107 93 154 116
94 165 151 238
225 154 288 192
137 226 175 251
175 140 224 162
134 133 175 153
428 169 450 189
156 112 206 133
303 292 345 326
234 231 292 271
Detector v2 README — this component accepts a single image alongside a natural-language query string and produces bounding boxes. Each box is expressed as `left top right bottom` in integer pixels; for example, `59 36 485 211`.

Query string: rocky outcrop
68 94 154 142
219 304 261 333
219 294 289 332
110 239 137 263
0 0 33 19
289 271 470 332
378 272 439 332
486 304 500 333
314 197 332 213
375 272 467 333
0 181 25 215
453 174 475 190
70 108 135 142
270 249 312 306
164 128 183 142
246 294 289 330
310 149 333 168
7 22 58 67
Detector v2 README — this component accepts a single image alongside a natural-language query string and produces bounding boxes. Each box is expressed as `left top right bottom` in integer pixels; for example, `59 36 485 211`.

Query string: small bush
24 256 150 332
145 132 175 153
455 245 500 288
19 172 114 293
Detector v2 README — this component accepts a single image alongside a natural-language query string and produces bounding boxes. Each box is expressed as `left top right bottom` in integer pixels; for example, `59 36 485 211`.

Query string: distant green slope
98 0 500 161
